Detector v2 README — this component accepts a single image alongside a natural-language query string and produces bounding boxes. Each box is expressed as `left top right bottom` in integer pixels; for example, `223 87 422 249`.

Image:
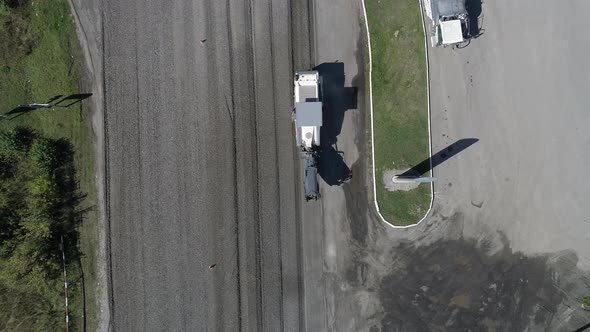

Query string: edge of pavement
66 0 110 331
359 0 434 229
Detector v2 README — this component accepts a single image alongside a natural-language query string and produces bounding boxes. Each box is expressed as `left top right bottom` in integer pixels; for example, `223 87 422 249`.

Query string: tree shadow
314 62 357 186
400 138 479 177
5 0 28 9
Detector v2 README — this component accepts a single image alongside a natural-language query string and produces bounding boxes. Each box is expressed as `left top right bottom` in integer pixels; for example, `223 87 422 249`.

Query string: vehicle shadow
318 145 352 186
400 138 479 177
466 0 484 38
314 62 357 186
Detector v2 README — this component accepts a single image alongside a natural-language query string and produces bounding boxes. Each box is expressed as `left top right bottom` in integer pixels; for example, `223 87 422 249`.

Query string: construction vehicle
423 0 470 47
293 71 322 201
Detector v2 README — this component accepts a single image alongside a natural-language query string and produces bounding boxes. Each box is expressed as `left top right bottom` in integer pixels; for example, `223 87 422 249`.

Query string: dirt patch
377 236 590 331
449 294 472 309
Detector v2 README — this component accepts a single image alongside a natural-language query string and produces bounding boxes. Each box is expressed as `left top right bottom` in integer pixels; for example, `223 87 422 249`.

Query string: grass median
366 0 431 226
0 0 98 330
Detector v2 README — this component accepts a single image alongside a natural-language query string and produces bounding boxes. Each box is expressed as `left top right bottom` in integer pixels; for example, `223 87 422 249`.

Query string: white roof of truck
294 71 319 103
295 71 319 84
440 20 463 44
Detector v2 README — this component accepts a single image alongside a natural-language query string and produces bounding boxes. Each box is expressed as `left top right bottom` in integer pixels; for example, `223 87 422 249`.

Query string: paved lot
428 0 590 268
100 0 312 330
303 0 590 331
399 1 590 328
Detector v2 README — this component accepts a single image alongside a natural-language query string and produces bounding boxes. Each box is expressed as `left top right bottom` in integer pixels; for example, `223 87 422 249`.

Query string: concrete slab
428 0 590 268
306 0 590 330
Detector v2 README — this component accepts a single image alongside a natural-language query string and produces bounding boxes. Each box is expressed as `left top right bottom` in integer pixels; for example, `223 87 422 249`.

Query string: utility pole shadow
1 93 93 120
54 93 93 108
2 105 36 120
401 138 479 177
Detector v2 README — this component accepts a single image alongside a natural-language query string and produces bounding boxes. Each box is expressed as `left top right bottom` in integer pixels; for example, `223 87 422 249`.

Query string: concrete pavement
302 0 590 331
428 0 590 268
408 0 590 328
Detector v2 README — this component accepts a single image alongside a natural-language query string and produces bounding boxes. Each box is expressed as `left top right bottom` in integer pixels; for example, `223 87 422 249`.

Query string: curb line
360 0 434 229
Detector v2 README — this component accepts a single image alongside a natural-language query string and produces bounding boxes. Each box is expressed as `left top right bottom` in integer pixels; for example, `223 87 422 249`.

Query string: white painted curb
360 0 434 229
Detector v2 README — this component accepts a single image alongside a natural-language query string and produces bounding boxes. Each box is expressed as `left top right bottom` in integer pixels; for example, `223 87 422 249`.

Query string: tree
0 127 82 326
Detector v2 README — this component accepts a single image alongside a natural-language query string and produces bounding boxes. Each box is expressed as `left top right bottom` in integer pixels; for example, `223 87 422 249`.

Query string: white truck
423 0 470 47
293 71 322 201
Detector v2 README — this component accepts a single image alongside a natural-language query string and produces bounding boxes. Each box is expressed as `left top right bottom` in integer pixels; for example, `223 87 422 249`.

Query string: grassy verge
583 290 590 309
366 0 431 225
0 0 98 330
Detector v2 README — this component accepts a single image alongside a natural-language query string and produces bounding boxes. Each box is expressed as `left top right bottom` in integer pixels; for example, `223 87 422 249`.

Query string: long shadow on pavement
314 62 357 186
400 138 479 177
466 0 484 38
54 93 93 107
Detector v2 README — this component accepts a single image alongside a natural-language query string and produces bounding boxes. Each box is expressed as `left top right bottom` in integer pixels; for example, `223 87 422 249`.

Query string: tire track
221 0 243 328
266 1 286 331
288 0 314 329
102 0 312 330
250 0 290 330
243 0 264 329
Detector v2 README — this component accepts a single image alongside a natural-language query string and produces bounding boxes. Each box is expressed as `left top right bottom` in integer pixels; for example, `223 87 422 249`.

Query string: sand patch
382 169 420 191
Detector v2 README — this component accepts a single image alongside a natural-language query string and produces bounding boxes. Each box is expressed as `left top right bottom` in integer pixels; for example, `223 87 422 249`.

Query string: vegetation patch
582 289 590 309
0 128 83 330
366 0 431 225
0 0 98 330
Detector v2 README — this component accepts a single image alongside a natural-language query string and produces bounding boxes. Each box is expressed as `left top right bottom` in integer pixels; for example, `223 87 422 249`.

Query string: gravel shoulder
67 0 109 330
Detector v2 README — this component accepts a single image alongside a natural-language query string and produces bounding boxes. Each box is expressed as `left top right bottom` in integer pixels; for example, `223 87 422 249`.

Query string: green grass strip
0 0 99 330
366 0 431 225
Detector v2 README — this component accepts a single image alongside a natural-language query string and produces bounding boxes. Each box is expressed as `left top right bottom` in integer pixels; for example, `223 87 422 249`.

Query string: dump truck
293 71 322 201
423 0 470 47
